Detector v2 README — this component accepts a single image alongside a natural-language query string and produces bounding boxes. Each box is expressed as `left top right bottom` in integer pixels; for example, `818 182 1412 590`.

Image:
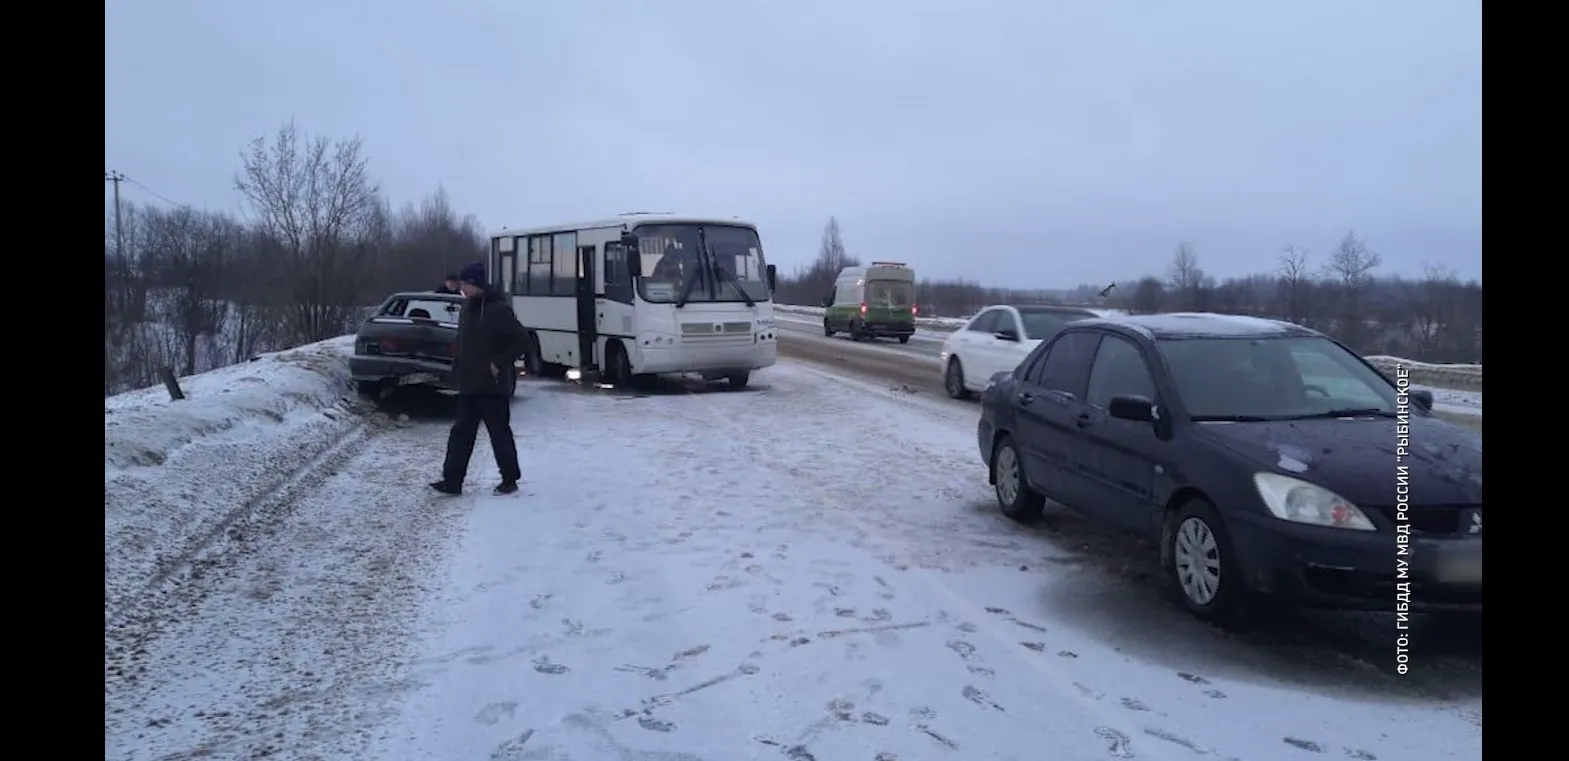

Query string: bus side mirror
766 264 777 293
620 232 640 256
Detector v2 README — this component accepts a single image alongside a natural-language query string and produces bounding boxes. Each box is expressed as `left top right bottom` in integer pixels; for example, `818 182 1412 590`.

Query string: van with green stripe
821 262 918 343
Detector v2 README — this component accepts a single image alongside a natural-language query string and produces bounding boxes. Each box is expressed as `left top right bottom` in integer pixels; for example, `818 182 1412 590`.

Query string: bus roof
490 214 759 240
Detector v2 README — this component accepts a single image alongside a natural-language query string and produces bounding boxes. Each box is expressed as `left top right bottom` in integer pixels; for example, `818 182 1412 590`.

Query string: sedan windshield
1157 336 1401 420
635 224 770 304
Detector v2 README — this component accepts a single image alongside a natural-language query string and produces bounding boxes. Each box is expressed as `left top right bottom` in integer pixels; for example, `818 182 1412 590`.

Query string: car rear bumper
1228 513 1482 612
859 321 914 336
349 356 457 389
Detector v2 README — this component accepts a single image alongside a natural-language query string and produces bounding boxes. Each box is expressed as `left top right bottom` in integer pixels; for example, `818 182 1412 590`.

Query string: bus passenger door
576 245 598 370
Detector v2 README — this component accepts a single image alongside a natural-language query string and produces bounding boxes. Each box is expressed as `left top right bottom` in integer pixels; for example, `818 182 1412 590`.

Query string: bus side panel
514 296 580 366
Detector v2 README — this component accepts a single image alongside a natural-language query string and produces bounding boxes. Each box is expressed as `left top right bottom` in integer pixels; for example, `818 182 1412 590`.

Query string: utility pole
105 170 126 259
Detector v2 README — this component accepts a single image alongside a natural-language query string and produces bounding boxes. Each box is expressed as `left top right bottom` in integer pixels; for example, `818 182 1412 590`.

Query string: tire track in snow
105 418 471 761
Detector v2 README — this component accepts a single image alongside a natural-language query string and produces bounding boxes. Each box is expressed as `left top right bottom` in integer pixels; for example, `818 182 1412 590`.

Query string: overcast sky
106 0 1481 286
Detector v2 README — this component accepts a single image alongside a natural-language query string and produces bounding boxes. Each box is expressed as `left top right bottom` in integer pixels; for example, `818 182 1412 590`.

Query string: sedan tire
992 435 1045 523
944 358 970 400
1164 498 1246 624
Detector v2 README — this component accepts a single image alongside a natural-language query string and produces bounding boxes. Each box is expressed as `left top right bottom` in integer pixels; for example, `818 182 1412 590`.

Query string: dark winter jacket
453 288 528 395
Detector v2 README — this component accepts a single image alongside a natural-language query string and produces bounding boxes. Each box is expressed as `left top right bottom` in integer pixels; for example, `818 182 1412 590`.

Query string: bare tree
235 120 382 343
1167 242 1204 311
818 216 849 273
1323 230 1380 347
1276 244 1313 325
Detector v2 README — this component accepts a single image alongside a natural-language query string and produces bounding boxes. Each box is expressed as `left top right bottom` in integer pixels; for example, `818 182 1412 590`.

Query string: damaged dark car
350 291 466 398
976 312 1481 624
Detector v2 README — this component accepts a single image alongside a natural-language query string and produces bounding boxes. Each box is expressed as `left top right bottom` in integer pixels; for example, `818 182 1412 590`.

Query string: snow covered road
106 363 1481 761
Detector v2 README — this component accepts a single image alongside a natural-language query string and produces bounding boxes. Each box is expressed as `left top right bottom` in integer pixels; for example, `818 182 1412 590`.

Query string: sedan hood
1195 414 1482 507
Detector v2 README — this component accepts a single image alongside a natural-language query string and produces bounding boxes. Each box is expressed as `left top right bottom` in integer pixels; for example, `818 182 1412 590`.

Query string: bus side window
604 242 634 304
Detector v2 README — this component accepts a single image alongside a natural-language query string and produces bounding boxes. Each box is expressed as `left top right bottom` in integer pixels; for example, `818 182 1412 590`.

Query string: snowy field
105 351 1481 761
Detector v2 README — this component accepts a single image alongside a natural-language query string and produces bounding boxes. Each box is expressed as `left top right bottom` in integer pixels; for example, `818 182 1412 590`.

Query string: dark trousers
441 394 521 484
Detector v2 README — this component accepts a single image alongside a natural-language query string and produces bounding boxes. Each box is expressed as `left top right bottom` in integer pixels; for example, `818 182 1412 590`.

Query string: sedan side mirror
1108 394 1156 422
1410 388 1434 410
993 329 1020 342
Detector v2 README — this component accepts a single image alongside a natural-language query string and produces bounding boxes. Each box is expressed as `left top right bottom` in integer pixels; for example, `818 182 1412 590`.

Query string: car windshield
866 280 913 308
1157 336 1401 420
1019 311 1089 340
635 223 770 304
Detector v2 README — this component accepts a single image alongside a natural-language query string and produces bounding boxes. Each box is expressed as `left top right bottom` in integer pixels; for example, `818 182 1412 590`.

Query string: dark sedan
976 312 1481 623
350 291 466 398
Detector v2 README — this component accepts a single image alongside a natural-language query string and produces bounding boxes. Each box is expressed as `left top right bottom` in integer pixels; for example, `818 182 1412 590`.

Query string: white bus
488 214 780 388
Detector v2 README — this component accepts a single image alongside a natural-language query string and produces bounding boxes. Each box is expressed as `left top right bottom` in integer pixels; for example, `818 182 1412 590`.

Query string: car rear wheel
1165 498 1245 623
945 358 970 399
823 319 834 337
898 335 910 344
992 435 1044 523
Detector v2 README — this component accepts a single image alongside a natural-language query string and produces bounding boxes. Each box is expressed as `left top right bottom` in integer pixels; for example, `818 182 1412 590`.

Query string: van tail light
912 303 919 316
859 302 868 316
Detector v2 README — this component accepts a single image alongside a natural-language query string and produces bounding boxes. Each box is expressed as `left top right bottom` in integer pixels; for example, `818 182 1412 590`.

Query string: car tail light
446 342 457 357
912 303 919 316
379 338 402 353
859 302 868 316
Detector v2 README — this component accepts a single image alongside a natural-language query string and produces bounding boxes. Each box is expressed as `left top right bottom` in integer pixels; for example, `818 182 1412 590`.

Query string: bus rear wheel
727 371 751 389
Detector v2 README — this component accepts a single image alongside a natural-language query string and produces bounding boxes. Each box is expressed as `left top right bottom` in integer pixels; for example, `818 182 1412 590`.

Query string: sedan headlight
1252 473 1375 531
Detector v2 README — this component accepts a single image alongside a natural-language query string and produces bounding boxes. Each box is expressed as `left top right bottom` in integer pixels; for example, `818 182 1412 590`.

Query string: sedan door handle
1017 392 1034 406
1074 413 1093 428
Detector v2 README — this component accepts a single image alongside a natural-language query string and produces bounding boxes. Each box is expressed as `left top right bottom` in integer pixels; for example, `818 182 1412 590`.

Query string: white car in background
940 304 1101 399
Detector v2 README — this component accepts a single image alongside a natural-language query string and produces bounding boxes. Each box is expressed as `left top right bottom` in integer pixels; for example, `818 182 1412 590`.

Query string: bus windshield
636 224 770 304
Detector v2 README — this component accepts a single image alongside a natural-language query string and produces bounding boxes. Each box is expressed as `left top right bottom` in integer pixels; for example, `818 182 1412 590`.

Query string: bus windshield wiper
711 259 756 307
674 262 699 307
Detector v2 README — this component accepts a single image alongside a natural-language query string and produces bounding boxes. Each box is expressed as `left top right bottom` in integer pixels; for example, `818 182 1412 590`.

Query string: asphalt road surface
775 316 1483 709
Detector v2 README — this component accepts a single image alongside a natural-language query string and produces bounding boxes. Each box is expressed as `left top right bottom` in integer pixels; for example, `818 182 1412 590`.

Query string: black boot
429 480 462 496
494 479 519 495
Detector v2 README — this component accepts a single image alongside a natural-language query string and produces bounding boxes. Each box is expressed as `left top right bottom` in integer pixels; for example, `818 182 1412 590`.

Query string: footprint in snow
1058 650 1079 658
1205 689 1228 699
1177 671 1209 684
528 594 552 610
487 729 535 761
1145 728 1211 754
637 716 675 733
1120 697 1150 712
1284 737 1326 753
1020 641 1045 652
673 644 709 660
474 701 518 725
771 612 793 622
1095 727 1133 758
860 712 890 726
1344 748 1378 760
532 657 569 675
961 685 1004 712
606 571 626 585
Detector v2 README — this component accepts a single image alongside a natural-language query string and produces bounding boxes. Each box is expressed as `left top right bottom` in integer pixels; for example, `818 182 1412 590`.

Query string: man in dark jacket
435 273 461 294
431 262 529 496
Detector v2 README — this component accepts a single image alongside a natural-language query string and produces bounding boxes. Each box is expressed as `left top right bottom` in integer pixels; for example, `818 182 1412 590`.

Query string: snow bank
105 336 364 621
1365 355 1482 392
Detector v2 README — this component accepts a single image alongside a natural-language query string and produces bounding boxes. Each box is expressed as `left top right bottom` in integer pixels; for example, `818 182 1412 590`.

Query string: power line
119 174 191 210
